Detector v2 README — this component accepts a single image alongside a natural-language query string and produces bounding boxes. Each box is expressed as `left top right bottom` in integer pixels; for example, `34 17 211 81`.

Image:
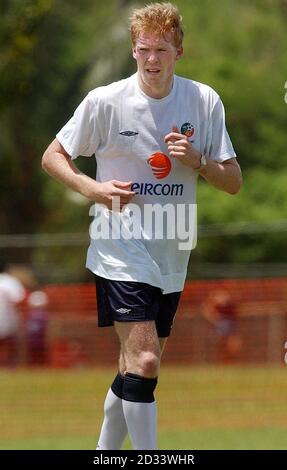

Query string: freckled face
132 32 183 99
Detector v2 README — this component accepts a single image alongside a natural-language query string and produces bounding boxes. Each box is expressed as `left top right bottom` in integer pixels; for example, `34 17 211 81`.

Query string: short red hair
129 2 184 48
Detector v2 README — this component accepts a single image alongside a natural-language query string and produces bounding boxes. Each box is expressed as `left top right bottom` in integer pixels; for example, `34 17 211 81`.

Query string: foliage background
0 0 286 282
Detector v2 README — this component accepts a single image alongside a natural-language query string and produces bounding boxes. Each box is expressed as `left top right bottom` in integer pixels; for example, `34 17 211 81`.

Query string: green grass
0 366 287 450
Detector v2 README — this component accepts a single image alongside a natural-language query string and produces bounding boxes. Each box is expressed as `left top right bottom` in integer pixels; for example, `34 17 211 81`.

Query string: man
42 2 242 450
202 288 242 364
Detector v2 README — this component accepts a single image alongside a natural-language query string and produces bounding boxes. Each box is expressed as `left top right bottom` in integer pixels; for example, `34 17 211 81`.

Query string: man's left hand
164 126 201 170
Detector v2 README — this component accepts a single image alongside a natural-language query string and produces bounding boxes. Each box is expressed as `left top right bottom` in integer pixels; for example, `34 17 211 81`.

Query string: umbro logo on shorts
116 307 132 314
119 131 138 136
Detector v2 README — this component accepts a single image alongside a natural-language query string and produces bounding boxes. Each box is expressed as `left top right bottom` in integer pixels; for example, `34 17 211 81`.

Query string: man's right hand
94 180 135 211
42 140 135 211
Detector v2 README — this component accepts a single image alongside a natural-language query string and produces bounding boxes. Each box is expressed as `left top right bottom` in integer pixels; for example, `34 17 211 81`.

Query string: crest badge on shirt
181 122 195 142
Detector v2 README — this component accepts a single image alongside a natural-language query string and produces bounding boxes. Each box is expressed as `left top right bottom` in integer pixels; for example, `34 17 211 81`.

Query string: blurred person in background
42 2 242 450
26 290 49 366
0 262 27 367
202 288 242 364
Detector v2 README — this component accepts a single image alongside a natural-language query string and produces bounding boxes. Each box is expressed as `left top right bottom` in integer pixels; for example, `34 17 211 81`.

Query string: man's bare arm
41 139 135 209
198 157 242 195
164 129 242 195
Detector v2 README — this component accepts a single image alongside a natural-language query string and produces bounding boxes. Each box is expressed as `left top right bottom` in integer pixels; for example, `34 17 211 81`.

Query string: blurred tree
175 0 287 266
0 0 132 237
0 0 90 234
176 0 287 172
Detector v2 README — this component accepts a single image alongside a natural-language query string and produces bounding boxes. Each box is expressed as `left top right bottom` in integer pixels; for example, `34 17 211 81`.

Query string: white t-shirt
0 273 25 338
56 73 236 293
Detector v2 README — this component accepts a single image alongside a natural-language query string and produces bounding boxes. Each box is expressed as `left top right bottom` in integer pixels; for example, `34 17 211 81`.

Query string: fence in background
13 277 287 368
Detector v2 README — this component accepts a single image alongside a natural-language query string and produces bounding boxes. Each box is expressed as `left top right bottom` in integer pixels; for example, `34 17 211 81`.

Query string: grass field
0 365 287 450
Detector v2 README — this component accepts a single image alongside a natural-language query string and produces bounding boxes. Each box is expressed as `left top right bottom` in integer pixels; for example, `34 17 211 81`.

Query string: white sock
97 388 128 450
122 400 157 450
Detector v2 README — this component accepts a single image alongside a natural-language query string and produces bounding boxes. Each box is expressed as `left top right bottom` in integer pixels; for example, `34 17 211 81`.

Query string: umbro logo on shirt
119 131 138 136
116 307 132 314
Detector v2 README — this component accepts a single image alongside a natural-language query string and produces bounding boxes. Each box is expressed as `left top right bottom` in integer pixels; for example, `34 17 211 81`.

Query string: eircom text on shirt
89 198 197 251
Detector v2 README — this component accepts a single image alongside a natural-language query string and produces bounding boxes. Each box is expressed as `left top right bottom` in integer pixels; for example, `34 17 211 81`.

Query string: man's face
132 32 183 98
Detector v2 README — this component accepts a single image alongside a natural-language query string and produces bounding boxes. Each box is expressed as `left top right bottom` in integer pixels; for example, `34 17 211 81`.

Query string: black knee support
111 372 125 399
122 372 158 403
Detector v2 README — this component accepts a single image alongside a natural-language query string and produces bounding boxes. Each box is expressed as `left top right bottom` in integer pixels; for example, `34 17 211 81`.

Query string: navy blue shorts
94 275 181 338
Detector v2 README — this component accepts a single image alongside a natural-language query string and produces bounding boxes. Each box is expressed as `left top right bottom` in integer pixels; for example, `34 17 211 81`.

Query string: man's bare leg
97 321 168 450
119 337 168 375
114 321 160 450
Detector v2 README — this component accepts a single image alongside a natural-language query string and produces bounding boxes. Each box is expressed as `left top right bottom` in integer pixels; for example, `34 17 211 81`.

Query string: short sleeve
56 92 101 160
2 277 26 303
205 97 236 163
